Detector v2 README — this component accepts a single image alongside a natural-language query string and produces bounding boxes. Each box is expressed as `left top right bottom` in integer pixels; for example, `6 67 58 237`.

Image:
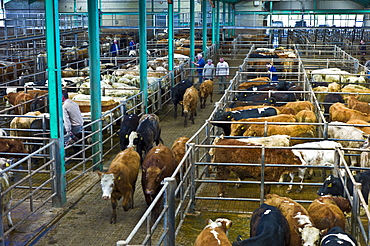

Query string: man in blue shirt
110 40 120 56
266 62 278 82
192 54 206 84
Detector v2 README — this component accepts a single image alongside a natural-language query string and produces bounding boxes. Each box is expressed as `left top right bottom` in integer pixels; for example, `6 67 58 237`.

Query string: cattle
0 168 13 228
323 93 344 116
232 203 290 246
328 122 367 167
264 194 321 246
5 92 33 115
320 227 358 246
141 144 177 205
237 77 270 90
230 95 276 107
10 111 42 137
230 114 297 136
244 124 317 145
171 79 193 119
133 114 162 160
199 79 214 109
194 218 232 246
0 138 28 159
307 196 351 232
329 102 370 123
212 138 301 196
0 129 6 136
347 119 370 134
345 95 370 114
96 143 140 224
295 110 318 123
318 170 370 204
212 107 278 136
235 92 295 106
183 86 199 127
171 136 190 166
118 113 140 150
278 101 314 113
290 140 343 192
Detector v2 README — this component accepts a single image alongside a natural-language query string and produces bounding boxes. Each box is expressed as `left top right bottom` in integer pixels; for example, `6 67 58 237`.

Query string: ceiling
219 0 369 8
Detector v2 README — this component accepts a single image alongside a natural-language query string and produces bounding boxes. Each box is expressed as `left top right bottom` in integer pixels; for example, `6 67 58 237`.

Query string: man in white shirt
203 59 215 80
62 89 84 145
216 57 230 93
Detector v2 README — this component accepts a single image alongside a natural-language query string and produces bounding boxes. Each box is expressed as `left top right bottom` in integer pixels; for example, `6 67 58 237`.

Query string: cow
317 170 370 204
118 113 139 150
264 194 321 246
0 168 13 228
320 227 358 246
212 138 302 197
345 95 370 114
5 92 33 115
194 218 232 246
237 77 270 90
212 107 278 136
199 79 214 109
323 93 344 116
308 196 351 232
171 136 190 166
329 102 370 123
183 86 199 127
0 138 29 159
278 101 314 113
347 119 370 135
133 114 162 160
232 203 290 246
141 144 177 205
171 79 193 119
295 110 318 123
96 141 140 224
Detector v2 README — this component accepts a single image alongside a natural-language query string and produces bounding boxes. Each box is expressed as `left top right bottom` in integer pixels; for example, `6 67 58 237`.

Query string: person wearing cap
110 40 120 56
192 53 206 84
203 59 215 81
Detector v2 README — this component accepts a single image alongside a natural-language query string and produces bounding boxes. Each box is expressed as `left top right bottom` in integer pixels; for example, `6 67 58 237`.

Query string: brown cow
265 194 321 246
142 143 177 205
194 218 232 246
0 138 29 158
346 119 370 134
345 95 370 114
307 196 351 232
295 110 318 123
97 147 141 224
212 139 301 197
237 77 270 90
5 92 33 115
329 102 370 122
199 79 214 109
171 136 190 166
277 101 314 113
183 86 199 127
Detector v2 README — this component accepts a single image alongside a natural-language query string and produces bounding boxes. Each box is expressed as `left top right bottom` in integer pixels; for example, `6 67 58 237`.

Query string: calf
133 114 162 160
317 170 370 204
212 107 278 136
323 93 344 116
194 218 232 246
199 79 214 109
141 144 177 205
308 196 351 232
0 138 28 159
118 113 139 150
7 92 33 115
264 194 321 246
183 86 199 127
232 203 290 246
171 136 190 166
171 79 193 118
320 227 358 246
97 145 141 224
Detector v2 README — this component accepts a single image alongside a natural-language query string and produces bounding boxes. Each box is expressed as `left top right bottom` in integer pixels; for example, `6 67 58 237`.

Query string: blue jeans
198 72 203 84
64 125 83 143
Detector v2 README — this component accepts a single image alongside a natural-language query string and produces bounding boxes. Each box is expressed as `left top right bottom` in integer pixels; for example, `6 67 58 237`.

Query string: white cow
0 168 12 228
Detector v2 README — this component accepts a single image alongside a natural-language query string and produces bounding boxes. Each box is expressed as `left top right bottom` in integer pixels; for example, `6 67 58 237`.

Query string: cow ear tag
227 115 231 118
117 177 121 180
328 183 332 187
5 163 9 167
125 135 128 138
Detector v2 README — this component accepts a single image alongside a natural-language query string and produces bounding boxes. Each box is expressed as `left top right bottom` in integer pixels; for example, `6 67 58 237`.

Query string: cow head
143 166 167 195
97 172 115 200
317 175 343 197
298 225 321 246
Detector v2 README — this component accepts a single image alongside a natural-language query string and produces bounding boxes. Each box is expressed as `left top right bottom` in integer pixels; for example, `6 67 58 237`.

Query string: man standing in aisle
203 59 215 81
192 53 206 84
62 89 84 146
216 57 229 93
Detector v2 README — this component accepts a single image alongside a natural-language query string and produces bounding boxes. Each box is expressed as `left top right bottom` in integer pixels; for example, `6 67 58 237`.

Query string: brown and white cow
194 218 232 246
97 146 141 224
141 143 177 206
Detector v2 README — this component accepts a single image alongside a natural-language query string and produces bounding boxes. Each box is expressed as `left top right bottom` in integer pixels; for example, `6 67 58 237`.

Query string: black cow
317 170 370 203
134 114 163 160
30 95 48 113
118 113 139 150
232 203 290 246
212 107 278 135
171 79 193 119
320 227 358 246
323 93 344 115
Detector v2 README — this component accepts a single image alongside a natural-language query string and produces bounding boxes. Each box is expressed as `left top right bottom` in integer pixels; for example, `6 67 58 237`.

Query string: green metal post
202 0 207 55
168 1 174 86
232 4 235 36
44 0 66 207
139 0 148 113
228 3 231 38
216 0 220 46
222 1 226 40
87 0 103 171
190 0 195 64
212 4 216 44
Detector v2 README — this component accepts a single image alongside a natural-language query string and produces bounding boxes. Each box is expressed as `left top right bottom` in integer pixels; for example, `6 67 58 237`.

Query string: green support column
44 0 66 207
139 0 148 113
222 1 226 40
202 0 207 56
168 1 174 86
228 3 231 38
212 4 216 45
216 0 220 46
232 4 235 36
87 0 103 171
190 0 195 65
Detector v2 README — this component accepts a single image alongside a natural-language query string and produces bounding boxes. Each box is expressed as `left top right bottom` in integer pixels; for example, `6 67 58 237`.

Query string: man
203 59 215 81
110 40 120 56
192 53 206 84
62 89 84 145
266 62 278 83
216 57 230 93
129 39 137 57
